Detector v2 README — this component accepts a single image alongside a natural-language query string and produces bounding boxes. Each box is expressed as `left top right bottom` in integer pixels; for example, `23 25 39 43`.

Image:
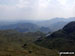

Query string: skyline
0 0 75 21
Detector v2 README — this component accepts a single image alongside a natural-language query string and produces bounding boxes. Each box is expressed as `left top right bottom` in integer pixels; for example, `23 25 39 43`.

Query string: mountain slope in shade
35 21 75 51
63 21 75 33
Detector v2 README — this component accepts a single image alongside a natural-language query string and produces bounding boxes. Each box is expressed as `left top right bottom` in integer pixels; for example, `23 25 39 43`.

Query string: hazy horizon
0 0 75 21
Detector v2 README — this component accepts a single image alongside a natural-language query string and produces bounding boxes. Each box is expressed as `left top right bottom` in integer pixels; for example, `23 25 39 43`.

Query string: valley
0 18 75 56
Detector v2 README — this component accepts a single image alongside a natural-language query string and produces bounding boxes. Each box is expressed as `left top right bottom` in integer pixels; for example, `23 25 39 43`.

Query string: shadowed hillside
35 21 75 52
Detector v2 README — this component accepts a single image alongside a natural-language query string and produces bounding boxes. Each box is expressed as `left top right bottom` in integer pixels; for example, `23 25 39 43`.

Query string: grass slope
0 30 58 56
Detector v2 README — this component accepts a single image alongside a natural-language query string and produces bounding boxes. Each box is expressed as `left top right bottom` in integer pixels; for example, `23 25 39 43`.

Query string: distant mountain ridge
34 17 75 32
0 22 51 33
34 17 75 26
0 17 75 33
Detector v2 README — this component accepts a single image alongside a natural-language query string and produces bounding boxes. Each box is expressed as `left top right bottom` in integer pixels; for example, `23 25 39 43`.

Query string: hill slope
35 21 75 51
0 30 58 56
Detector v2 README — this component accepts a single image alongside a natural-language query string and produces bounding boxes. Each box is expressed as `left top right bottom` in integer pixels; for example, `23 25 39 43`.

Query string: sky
0 0 75 21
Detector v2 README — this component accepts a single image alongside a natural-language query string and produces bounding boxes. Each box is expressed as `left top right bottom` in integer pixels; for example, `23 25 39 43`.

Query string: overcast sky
0 0 75 21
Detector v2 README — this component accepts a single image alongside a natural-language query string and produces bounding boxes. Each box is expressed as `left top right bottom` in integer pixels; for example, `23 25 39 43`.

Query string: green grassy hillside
0 30 58 56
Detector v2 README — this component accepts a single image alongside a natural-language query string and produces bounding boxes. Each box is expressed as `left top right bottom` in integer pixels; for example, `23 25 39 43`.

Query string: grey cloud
0 0 75 21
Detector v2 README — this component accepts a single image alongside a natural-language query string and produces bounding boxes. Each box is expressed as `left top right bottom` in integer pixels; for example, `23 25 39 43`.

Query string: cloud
0 0 75 21
16 0 31 8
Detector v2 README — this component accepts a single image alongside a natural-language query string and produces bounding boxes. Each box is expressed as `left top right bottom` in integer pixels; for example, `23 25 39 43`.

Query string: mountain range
34 17 75 32
0 17 75 33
